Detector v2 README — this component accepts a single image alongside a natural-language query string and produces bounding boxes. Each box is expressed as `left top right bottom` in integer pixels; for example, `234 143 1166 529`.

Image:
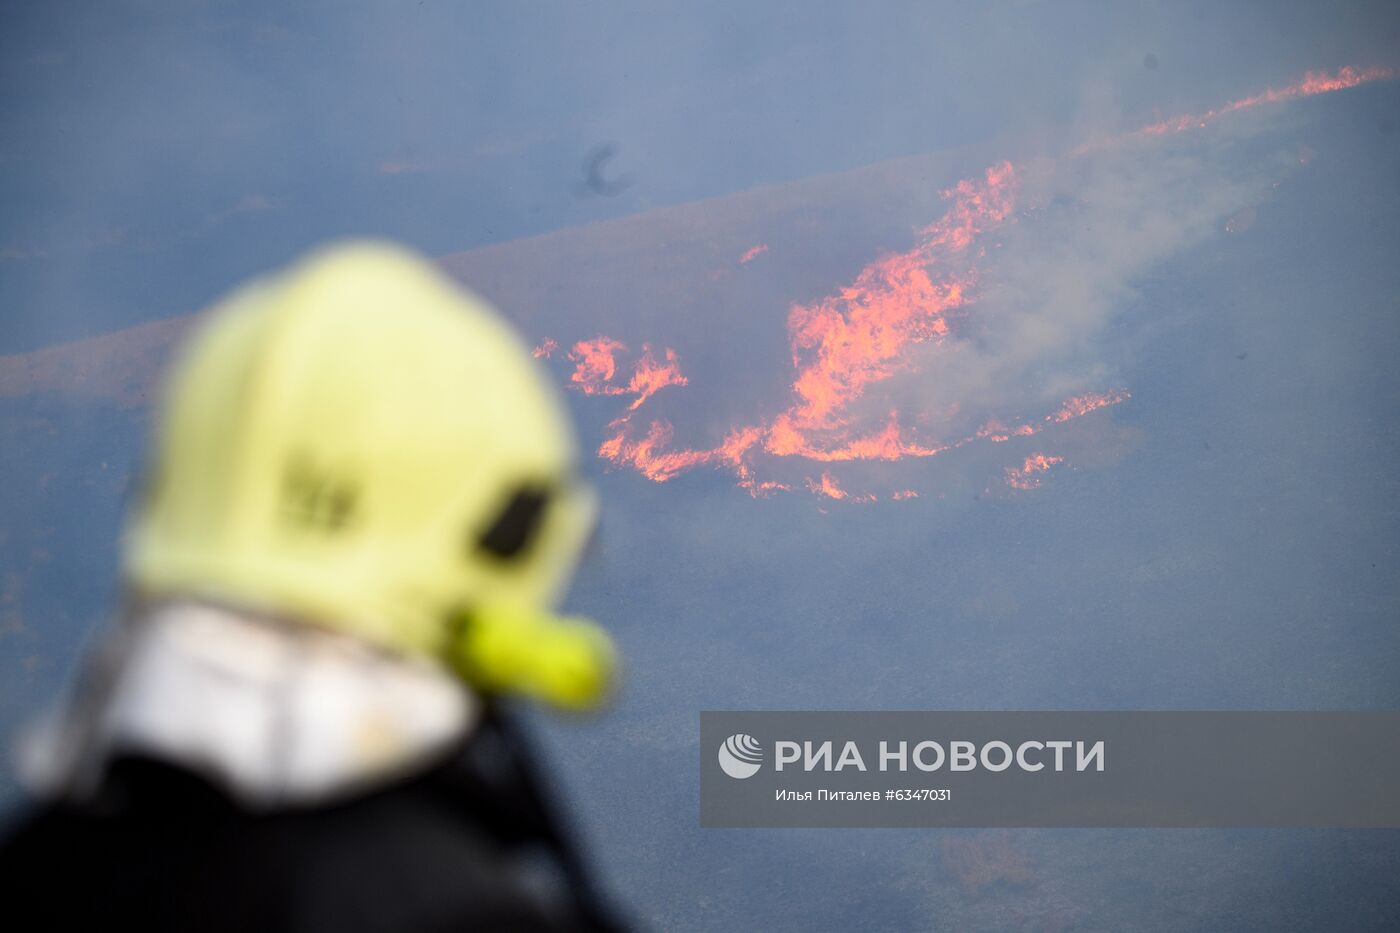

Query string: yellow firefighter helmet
124 242 614 710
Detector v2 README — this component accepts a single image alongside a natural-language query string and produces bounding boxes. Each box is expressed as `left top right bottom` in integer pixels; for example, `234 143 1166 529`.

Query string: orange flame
593 160 1124 496
975 419 1037 443
531 338 558 359
596 420 708 482
568 337 628 395
777 162 1015 438
1005 453 1064 490
1138 65 1393 137
1046 389 1132 423
560 337 688 410
806 471 848 500
739 244 769 264
804 471 877 503
580 65 1391 500
622 344 688 411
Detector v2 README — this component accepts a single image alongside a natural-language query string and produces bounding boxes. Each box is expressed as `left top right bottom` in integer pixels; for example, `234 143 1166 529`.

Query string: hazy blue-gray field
3 3 1399 930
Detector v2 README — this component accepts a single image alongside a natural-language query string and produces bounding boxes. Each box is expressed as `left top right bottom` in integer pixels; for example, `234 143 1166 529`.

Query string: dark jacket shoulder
0 728 626 933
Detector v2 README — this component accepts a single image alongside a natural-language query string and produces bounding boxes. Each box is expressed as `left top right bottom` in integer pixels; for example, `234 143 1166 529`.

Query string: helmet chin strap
448 603 617 712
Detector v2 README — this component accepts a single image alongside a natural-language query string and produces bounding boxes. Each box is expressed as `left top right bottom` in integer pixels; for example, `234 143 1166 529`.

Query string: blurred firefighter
0 243 630 932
